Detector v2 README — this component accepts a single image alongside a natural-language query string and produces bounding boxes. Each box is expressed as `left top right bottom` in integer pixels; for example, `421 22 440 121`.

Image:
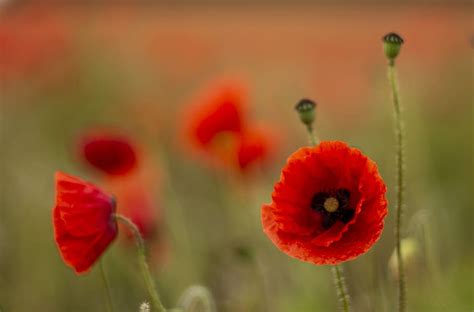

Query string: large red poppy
53 172 118 274
262 141 387 265
78 131 138 176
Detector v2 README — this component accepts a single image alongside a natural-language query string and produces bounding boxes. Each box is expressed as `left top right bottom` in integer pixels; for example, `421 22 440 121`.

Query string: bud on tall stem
295 98 350 311
383 32 407 312
383 32 404 65
295 98 319 145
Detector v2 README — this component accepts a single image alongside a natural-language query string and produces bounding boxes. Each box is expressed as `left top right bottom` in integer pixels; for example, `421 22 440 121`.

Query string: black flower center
311 188 354 229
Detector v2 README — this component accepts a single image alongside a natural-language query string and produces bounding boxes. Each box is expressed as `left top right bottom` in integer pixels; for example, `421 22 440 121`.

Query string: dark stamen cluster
311 188 354 229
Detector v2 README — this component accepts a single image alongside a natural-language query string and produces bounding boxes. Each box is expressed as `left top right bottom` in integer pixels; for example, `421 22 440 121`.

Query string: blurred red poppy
115 182 157 239
185 79 245 147
183 79 276 173
102 159 167 269
104 169 161 241
78 131 138 176
53 172 118 274
262 141 387 265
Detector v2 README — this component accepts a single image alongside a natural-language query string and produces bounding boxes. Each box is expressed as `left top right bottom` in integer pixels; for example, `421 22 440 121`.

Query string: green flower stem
115 214 166 312
332 265 350 312
99 259 114 312
306 117 351 311
387 61 406 312
306 125 320 146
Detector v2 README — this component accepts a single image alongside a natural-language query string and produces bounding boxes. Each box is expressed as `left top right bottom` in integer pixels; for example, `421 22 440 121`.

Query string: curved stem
331 265 350 312
99 259 114 312
115 214 166 312
388 62 406 312
178 285 216 312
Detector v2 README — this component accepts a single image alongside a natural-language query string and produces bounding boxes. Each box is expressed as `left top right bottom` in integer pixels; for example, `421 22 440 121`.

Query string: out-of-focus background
0 1 472 311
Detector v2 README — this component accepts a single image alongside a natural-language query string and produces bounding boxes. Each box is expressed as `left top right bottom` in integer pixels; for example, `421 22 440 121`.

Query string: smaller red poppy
184 79 246 150
183 79 278 173
262 141 387 265
53 172 118 274
78 130 138 176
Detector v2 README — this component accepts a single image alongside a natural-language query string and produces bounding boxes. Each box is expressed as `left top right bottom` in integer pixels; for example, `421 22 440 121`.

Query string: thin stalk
115 214 166 312
306 125 320 146
306 120 350 312
99 259 114 312
307 122 351 311
388 61 406 312
332 265 350 312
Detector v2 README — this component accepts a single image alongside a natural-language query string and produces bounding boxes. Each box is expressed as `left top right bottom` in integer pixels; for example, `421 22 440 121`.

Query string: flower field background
0 2 472 311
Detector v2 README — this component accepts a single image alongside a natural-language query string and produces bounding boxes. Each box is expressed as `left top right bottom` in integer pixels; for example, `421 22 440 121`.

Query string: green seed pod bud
295 98 316 127
383 32 404 61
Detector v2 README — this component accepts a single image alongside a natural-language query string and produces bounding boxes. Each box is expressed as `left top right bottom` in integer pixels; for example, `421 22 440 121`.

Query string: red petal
79 131 138 176
53 172 118 274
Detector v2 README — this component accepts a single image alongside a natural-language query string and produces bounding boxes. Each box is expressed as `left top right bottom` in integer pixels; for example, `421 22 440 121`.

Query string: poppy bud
295 98 316 127
383 32 404 62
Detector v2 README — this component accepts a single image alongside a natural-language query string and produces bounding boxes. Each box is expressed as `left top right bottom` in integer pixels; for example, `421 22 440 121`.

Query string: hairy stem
332 265 350 312
99 259 114 312
306 115 351 311
306 125 320 146
388 62 406 312
116 214 166 312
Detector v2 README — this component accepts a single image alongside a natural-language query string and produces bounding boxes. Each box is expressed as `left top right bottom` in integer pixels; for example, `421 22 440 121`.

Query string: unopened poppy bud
383 32 404 62
295 98 316 126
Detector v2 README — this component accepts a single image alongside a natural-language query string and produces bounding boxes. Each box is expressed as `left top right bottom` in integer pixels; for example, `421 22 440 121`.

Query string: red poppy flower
78 131 138 176
262 141 387 265
185 79 245 148
53 172 118 274
183 79 277 173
